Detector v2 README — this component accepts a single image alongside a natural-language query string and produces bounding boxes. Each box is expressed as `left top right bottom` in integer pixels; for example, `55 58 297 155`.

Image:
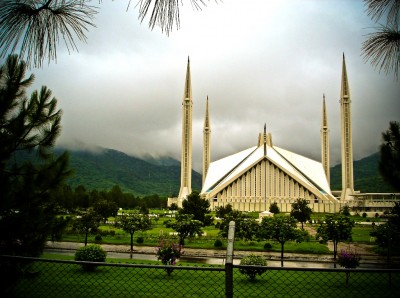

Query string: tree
181 191 211 224
362 0 400 80
316 214 355 267
218 210 259 241
379 121 400 190
0 54 71 256
115 211 152 252
290 198 312 229
215 204 233 218
73 208 102 246
269 202 280 214
166 214 203 245
0 0 213 67
93 199 118 223
370 202 400 264
258 215 300 267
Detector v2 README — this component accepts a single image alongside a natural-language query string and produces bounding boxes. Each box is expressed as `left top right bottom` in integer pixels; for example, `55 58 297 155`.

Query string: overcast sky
24 0 399 172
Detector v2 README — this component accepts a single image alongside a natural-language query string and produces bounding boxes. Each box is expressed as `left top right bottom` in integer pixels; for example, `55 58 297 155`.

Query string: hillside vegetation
330 152 397 193
15 148 395 196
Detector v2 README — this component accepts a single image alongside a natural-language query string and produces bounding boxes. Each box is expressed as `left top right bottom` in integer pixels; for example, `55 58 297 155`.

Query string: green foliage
115 211 151 251
269 202 280 214
290 198 312 229
94 235 102 244
0 55 71 257
166 214 203 245
379 121 400 190
239 254 267 280
214 239 223 247
136 236 144 244
74 244 107 271
330 152 398 192
218 210 259 241
181 191 211 224
337 249 361 269
340 205 351 216
155 238 183 275
263 242 272 250
215 204 233 218
258 215 300 266
57 148 202 196
73 208 102 246
316 214 355 262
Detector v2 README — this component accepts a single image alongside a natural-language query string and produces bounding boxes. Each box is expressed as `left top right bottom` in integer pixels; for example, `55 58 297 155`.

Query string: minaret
321 94 330 185
202 96 211 186
340 54 354 200
178 57 193 202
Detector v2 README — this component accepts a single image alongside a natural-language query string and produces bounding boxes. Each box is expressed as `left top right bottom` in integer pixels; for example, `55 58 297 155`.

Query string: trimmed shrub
74 244 107 272
263 242 272 251
94 235 102 244
214 239 223 248
239 254 267 280
136 236 144 244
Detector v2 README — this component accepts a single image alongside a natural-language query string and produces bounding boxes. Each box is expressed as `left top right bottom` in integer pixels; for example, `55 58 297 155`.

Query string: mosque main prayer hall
168 55 398 214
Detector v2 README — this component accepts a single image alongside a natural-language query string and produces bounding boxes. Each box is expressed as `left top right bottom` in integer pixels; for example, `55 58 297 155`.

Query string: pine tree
0 54 71 256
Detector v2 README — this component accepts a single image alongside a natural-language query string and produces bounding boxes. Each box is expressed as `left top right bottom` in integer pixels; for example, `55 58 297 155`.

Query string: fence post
225 221 235 298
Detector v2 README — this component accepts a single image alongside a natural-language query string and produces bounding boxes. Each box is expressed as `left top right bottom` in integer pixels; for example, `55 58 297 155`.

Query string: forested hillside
15 148 395 196
330 152 397 193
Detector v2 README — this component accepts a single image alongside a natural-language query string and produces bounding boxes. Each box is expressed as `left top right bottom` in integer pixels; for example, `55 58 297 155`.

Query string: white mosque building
168 56 398 214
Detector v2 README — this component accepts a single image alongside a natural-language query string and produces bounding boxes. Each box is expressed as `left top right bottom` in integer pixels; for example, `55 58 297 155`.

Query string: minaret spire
321 94 330 184
202 96 211 186
340 54 354 200
178 57 193 203
263 123 267 156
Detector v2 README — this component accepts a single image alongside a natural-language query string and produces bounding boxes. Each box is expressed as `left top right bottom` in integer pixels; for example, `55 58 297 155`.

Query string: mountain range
24 147 397 196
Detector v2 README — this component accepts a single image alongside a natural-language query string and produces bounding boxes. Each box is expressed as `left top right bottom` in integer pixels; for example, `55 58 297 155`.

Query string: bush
214 239 223 247
94 235 102 244
136 236 144 244
74 244 107 272
239 254 267 280
263 243 272 251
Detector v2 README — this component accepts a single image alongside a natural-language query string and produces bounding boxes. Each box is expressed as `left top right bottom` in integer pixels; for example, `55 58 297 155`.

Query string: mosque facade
168 56 398 213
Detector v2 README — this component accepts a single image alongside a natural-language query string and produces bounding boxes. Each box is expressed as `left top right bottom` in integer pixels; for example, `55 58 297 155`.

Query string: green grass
10 259 399 298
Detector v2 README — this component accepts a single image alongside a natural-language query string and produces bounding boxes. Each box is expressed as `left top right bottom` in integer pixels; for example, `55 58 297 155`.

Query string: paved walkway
44 241 386 263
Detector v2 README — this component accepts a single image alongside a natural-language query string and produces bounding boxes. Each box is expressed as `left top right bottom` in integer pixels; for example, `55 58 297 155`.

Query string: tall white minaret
321 94 330 185
178 57 193 201
340 54 354 200
202 96 211 186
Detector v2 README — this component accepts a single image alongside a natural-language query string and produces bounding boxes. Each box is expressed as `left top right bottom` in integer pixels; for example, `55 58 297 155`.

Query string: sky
23 0 399 173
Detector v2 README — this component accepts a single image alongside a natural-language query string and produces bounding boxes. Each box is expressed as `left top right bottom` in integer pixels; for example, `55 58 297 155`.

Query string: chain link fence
0 256 399 297
1 221 399 297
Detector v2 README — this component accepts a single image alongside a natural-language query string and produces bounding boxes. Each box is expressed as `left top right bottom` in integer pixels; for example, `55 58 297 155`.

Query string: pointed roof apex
188 56 190 63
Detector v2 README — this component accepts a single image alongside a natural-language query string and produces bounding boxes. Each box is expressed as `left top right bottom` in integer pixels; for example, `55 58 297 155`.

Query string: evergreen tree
379 121 400 190
362 0 400 80
181 191 210 224
290 198 312 229
0 54 71 256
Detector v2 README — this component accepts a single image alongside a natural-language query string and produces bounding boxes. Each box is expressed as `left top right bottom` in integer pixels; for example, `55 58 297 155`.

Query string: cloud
23 0 399 173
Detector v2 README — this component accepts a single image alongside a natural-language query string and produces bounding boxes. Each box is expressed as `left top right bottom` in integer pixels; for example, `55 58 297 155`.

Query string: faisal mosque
168 56 398 214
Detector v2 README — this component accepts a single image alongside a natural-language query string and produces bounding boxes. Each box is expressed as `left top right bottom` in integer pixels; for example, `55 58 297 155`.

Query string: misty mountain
53 147 202 197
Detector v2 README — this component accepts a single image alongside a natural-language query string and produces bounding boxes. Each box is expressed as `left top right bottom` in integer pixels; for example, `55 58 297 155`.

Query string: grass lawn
10 258 399 298
58 212 379 256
